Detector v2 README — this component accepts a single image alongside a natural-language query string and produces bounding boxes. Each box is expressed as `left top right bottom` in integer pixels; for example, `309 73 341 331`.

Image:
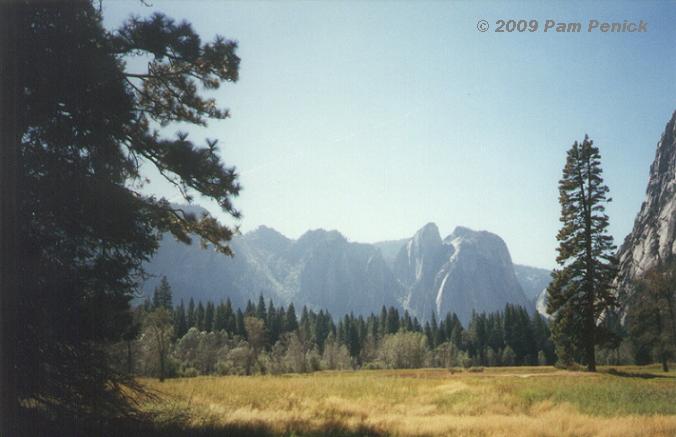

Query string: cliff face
617 111 676 294
395 225 531 325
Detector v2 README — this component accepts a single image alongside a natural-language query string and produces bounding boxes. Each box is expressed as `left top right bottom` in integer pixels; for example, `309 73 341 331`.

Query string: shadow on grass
604 368 675 379
15 406 387 437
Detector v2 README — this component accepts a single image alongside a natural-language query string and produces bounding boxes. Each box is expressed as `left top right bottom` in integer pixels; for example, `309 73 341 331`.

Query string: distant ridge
145 215 538 322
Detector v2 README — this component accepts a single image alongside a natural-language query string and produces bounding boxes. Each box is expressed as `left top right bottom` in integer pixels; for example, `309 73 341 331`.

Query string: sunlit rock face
617 111 676 297
396 224 531 325
145 214 535 323
144 223 402 315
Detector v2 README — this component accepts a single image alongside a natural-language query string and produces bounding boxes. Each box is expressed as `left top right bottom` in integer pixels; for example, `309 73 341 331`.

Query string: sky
103 1 676 269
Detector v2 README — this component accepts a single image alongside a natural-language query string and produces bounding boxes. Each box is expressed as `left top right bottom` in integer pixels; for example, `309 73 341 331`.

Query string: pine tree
256 295 267 321
235 309 245 337
285 303 299 333
196 302 206 331
386 307 400 334
9 1 243 420
223 298 234 332
266 302 281 344
204 301 215 332
547 135 617 371
430 312 439 348
531 313 554 365
314 310 330 353
174 300 188 338
152 276 173 310
213 302 227 332
245 300 255 317
626 260 676 372
448 314 463 348
379 306 388 337
402 310 413 332
187 298 196 329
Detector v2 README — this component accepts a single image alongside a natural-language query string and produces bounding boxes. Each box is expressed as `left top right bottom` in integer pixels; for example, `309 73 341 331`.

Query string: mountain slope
513 264 552 301
395 224 532 325
143 224 403 315
617 110 676 295
144 216 538 323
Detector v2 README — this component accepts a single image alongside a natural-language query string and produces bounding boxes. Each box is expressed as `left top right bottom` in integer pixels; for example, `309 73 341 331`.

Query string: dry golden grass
139 366 676 436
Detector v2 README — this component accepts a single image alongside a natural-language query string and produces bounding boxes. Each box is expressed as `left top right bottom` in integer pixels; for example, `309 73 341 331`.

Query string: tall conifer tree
152 276 173 310
547 135 617 371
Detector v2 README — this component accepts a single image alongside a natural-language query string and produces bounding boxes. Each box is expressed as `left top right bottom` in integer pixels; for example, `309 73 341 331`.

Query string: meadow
137 365 676 437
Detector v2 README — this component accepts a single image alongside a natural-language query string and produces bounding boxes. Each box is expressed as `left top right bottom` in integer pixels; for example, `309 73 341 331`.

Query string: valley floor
138 365 676 436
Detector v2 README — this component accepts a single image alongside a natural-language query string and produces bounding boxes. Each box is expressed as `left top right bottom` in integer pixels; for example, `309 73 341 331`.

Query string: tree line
120 277 556 379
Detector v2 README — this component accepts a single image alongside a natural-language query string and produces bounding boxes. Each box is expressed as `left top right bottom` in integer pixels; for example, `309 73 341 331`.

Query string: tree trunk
586 344 596 372
581 155 596 372
656 309 666 372
126 340 133 374
159 349 165 382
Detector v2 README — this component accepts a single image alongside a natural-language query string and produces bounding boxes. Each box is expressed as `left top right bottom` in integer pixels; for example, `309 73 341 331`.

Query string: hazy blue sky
103 1 676 269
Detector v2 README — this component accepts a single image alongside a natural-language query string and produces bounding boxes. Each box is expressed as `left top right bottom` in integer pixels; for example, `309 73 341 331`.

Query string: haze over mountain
513 264 552 301
144 217 538 324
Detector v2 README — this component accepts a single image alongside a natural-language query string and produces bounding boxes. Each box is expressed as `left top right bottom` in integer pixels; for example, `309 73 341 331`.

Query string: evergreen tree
531 313 554 365
402 310 413 332
223 298 234 332
285 303 299 333
547 135 617 371
626 260 676 371
314 310 331 353
152 276 173 310
424 321 433 348
245 300 256 316
345 314 361 358
386 307 400 334
214 302 227 332
196 302 206 331
468 312 487 364
204 301 215 332
256 294 267 321
448 314 463 348
235 309 245 337
187 298 196 329
174 300 188 339
299 306 312 343
379 306 388 336
266 302 281 345
8 1 243 421
430 312 440 348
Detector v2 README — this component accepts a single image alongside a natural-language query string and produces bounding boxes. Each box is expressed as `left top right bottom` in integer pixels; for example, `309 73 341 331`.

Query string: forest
122 276 640 380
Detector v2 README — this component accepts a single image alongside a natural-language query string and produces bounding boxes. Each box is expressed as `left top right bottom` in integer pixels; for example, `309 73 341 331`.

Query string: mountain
373 238 409 265
394 224 532 325
513 264 552 319
616 111 676 296
144 214 537 324
143 222 402 315
513 264 551 301
535 288 549 319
